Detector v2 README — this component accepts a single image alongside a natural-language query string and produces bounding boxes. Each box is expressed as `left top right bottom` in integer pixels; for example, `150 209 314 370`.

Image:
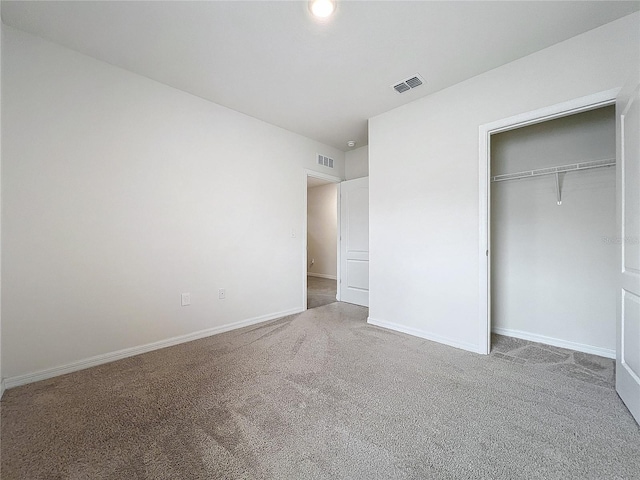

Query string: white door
616 71 640 424
340 177 369 306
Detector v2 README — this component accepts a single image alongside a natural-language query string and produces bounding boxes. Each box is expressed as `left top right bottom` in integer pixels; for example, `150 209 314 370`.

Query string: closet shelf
491 158 615 183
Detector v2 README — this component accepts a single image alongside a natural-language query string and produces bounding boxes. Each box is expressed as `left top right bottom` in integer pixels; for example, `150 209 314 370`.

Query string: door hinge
486 250 489 257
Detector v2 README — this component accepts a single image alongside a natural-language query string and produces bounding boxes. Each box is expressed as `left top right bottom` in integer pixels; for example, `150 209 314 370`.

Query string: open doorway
479 89 618 356
305 172 341 309
490 105 616 360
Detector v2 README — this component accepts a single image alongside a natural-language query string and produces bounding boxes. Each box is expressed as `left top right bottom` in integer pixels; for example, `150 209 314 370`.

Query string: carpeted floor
307 275 337 309
2 303 639 479
490 333 616 388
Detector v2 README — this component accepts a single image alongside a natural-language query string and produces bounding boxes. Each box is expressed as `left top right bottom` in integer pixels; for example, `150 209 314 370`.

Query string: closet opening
487 104 617 359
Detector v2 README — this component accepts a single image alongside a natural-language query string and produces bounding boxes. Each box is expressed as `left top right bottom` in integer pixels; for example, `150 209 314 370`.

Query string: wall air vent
392 74 425 94
317 154 334 168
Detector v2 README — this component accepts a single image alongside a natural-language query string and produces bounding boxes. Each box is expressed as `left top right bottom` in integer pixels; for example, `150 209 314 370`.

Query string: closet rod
491 158 615 183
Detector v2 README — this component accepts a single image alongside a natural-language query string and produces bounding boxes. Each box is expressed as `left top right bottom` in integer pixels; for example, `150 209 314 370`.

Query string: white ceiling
2 1 638 151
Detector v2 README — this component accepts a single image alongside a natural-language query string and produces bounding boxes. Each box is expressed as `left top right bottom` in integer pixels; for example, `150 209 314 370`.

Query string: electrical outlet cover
181 293 191 306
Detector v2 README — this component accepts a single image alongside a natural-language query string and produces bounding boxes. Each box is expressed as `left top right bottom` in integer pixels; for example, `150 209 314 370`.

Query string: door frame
303 169 342 311
477 88 619 355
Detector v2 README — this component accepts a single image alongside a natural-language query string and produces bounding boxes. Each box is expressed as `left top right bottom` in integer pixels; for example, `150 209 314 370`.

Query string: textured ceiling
2 1 638 150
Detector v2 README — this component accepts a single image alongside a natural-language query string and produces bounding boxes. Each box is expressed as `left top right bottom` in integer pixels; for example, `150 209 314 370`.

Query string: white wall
491 107 616 354
368 13 640 352
1 26 344 380
345 145 369 180
307 183 337 278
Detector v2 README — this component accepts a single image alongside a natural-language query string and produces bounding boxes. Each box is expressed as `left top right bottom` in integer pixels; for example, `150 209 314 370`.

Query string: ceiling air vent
392 74 425 94
317 154 334 168
393 83 410 94
405 76 423 88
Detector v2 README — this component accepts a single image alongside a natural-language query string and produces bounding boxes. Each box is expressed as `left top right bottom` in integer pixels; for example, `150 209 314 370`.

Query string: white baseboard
367 317 480 354
4 307 304 390
492 327 616 359
307 272 337 280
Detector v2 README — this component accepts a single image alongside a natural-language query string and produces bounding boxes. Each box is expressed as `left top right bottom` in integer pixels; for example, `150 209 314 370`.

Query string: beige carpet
307 275 337 309
2 302 639 479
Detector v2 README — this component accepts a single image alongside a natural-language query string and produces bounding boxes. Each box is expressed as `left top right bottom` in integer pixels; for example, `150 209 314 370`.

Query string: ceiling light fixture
309 0 336 18
347 141 356 148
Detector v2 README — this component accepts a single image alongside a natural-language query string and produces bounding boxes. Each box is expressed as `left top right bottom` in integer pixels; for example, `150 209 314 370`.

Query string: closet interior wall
490 106 617 356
